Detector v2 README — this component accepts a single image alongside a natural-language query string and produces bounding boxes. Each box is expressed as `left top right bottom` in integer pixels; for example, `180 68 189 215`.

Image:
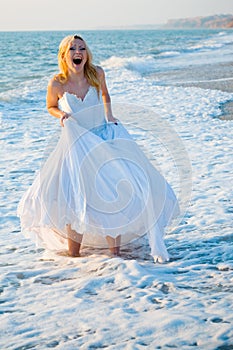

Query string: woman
18 34 179 262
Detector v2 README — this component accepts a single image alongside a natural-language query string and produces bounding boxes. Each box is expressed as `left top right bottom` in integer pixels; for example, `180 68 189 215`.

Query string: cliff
163 14 233 29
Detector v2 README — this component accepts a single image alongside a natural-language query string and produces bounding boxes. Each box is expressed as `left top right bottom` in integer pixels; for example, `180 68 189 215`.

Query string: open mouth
73 58 82 65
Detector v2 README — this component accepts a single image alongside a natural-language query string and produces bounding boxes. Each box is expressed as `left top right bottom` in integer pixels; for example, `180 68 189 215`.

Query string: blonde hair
56 35 101 94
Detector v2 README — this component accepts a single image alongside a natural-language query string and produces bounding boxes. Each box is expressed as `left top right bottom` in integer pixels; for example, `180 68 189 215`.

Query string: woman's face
66 38 87 73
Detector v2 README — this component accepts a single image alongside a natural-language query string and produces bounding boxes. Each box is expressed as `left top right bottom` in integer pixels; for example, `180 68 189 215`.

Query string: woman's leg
66 224 83 257
106 235 121 256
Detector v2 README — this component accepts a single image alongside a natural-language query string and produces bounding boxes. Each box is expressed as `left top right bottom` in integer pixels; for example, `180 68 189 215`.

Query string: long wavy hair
56 34 101 94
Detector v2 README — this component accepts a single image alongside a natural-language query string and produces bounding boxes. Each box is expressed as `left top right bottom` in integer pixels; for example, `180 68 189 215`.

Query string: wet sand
153 61 233 119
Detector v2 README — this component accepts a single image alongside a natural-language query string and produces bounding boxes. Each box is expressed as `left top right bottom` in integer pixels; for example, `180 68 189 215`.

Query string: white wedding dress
18 86 179 261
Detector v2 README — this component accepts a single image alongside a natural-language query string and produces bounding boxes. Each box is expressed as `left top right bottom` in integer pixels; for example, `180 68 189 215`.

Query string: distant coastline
163 14 233 29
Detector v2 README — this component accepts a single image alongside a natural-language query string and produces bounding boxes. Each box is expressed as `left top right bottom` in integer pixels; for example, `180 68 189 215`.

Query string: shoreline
152 61 233 120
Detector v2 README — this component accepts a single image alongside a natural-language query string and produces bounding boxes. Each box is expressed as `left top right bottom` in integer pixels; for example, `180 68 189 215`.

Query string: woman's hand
108 115 119 125
60 112 71 127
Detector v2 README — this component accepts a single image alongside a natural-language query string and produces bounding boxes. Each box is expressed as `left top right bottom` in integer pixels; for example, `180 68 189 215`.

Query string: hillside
163 14 233 29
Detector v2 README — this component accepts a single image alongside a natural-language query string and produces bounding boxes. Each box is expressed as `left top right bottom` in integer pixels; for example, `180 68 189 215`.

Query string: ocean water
1 29 233 349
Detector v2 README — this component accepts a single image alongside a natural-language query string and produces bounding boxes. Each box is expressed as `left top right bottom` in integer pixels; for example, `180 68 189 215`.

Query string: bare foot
106 235 121 256
67 224 83 257
67 238 81 257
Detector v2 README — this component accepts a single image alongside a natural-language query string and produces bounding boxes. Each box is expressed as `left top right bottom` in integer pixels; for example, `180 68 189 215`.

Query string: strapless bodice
58 86 106 130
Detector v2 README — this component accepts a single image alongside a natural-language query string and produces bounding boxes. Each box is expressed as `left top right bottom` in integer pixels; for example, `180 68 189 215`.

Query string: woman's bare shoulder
96 65 105 79
47 75 64 96
48 75 63 88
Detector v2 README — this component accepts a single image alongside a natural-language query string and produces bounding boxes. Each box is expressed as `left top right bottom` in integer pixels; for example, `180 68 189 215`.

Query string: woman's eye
69 46 86 51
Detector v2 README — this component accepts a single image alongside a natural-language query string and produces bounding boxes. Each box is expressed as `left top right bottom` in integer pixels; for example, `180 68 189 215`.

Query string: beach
1 29 233 349
155 61 233 119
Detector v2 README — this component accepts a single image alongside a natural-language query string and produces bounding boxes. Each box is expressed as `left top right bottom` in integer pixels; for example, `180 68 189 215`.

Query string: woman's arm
46 78 70 127
97 67 118 124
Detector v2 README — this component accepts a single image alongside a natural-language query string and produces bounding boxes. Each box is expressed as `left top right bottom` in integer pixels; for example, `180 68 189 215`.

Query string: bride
18 34 179 263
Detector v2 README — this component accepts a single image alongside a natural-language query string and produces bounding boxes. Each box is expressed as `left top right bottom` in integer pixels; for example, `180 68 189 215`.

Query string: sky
0 0 232 31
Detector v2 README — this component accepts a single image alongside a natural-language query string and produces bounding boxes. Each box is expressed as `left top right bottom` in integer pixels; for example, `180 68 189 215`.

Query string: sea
1 29 233 349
